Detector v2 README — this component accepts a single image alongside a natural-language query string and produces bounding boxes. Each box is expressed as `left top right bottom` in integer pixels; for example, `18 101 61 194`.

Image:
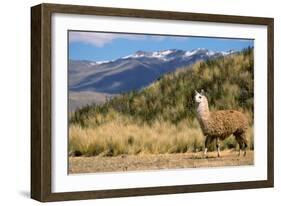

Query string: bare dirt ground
69 150 254 174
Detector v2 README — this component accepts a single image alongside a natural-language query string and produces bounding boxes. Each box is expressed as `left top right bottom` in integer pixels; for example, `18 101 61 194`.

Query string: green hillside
69 47 254 157
71 47 253 127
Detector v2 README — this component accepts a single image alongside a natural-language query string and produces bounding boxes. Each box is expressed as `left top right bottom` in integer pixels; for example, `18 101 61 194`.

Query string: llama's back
206 110 248 138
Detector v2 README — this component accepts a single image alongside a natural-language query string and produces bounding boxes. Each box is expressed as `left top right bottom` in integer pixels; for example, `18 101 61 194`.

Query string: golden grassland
69 113 254 157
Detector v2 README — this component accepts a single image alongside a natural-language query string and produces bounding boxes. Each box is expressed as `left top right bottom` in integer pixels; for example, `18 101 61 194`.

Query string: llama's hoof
238 150 241 157
217 152 221 158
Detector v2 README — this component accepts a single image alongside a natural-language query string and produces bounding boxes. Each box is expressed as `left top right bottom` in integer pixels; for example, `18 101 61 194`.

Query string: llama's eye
199 96 202 99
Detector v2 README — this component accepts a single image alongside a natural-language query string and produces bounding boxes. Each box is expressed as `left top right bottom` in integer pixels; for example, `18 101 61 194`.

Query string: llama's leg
238 139 242 157
204 148 208 156
204 136 212 157
234 134 243 157
216 137 221 157
241 132 248 156
235 133 247 157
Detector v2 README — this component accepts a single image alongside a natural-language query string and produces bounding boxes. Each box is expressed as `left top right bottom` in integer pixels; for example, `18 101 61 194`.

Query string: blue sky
69 31 254 61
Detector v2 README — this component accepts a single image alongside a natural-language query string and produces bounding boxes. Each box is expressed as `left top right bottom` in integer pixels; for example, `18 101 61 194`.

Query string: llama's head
194 89 207 104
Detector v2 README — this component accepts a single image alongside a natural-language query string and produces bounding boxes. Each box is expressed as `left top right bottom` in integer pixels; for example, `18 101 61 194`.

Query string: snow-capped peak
160 49 174 55
122 50 176 61
185 48 209 57
151 50 175 60
221 50 235 56
185 50 197 57
185 48 203 57
95 60 111 65
207 51 215 56
122 51 148 59
119 48 235 62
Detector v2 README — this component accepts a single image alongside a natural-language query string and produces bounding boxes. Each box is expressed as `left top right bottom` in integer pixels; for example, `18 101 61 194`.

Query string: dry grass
69 118 203 156
69 115 254 157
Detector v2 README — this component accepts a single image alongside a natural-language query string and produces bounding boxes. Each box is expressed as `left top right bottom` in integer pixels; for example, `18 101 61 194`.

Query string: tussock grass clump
69 118 205 156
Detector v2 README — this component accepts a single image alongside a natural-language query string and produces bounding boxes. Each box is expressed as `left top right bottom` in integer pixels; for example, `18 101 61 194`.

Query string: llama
194 90 248 157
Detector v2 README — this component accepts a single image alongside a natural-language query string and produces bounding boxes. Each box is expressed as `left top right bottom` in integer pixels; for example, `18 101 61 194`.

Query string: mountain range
69 48 234 111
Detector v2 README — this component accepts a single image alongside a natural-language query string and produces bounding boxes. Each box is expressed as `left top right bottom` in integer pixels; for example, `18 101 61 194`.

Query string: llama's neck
196 99 210 122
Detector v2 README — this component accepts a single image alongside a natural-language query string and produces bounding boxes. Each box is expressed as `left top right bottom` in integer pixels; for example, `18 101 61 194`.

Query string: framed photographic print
31 3 274 202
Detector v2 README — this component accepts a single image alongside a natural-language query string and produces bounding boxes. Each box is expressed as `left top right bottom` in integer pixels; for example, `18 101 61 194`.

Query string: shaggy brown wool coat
198 110 248 139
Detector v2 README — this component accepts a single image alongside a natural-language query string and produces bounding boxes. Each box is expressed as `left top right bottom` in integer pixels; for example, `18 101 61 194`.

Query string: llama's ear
201 89 205 95
195 90 199 95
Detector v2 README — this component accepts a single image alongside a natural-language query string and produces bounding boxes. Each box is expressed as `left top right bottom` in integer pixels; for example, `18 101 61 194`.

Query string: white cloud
69 31 190 47
69 32 115 47
69 32 147 47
